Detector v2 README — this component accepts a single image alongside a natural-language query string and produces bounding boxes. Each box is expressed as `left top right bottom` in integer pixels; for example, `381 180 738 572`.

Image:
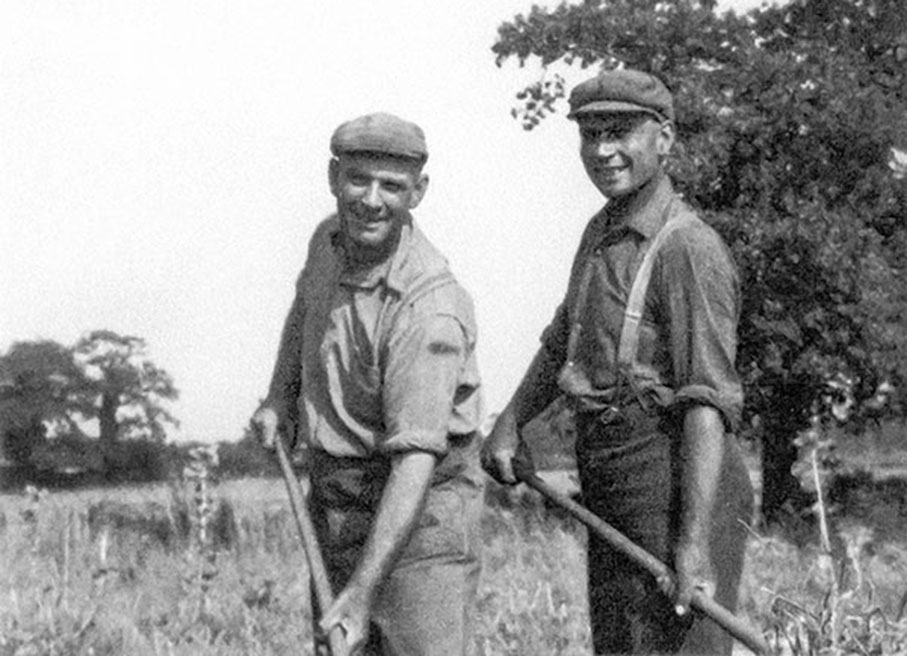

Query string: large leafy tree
73 330 179 446
494 0 907 520
0 331 179 474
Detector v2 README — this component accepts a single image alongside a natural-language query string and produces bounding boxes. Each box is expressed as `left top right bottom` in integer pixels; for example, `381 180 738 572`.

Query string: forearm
346 450 436 598
510 345 564 430
679 405 725 548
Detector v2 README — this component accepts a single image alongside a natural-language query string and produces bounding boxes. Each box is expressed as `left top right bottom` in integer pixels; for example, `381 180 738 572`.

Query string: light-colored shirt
265 214 483 459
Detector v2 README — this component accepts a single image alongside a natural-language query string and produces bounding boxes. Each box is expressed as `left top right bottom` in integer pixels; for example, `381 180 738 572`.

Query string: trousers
308 435 483 656
575 405 753 655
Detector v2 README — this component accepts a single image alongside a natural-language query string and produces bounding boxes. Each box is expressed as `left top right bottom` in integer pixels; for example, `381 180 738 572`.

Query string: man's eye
581 128 602 141
582 127 627 141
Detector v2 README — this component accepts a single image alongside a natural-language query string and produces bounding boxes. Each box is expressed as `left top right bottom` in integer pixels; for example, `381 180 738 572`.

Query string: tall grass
0 479 313 655
475 483 590 655
739 416 907 656
2 468 907 655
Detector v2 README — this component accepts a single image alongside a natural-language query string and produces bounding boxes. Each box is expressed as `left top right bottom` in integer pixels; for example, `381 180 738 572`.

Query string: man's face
578 112 674 198
329 152 428 252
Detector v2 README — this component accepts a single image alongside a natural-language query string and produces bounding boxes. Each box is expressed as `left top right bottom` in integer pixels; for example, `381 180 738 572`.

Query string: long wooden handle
514 466 769 656
274 438 348 656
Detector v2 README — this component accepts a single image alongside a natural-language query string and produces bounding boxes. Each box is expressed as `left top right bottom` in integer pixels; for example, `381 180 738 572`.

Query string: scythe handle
274 438 349 656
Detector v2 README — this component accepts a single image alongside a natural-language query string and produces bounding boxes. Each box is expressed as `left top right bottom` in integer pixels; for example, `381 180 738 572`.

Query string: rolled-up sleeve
659 225 743 431
380 308 472 457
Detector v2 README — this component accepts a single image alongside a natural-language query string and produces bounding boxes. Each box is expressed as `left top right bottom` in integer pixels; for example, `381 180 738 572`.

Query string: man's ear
328 158 340 197
408 173 429 210
656 121 676 158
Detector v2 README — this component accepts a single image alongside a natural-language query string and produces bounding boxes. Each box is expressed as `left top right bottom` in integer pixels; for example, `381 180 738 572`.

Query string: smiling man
253 113 484 656
481 69 754 655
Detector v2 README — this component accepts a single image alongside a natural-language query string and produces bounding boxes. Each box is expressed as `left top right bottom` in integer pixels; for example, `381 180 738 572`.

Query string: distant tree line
0 330 286 490
0 330 182 486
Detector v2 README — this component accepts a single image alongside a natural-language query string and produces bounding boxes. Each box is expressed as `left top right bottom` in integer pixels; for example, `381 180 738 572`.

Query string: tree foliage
0 331 179 474
0 340 83 466
494 0 907 518
73 330 179 444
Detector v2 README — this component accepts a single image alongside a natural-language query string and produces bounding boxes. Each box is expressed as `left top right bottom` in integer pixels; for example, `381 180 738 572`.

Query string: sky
0 0 772 443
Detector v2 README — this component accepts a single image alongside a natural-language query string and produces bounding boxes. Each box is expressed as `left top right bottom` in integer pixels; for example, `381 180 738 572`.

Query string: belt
557 361 646 425
567 388 659 427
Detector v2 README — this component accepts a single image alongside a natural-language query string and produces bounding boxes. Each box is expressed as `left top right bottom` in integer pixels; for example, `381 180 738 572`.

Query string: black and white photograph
2 1 906 654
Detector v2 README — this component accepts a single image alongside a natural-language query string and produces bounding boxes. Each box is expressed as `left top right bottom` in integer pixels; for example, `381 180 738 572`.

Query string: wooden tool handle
275 438 348 656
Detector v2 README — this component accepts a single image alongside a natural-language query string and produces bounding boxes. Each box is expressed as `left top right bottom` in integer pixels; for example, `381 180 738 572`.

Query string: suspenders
617 202 693 379
559 199 694 415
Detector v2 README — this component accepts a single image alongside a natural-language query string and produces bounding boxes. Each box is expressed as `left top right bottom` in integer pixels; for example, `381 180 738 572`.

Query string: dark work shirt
539 173 743 430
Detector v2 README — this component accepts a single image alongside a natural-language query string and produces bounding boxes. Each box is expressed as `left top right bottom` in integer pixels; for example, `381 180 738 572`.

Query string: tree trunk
99 391 119 476
759 425 801 523
759 382 813 524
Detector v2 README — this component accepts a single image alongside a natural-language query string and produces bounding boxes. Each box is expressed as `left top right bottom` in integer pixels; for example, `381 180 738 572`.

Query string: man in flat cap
482 69 754 654
253 112 484 655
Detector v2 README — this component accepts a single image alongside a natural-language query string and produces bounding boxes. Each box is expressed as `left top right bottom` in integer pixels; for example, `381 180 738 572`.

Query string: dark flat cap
568 69 674 122
330 112 428 162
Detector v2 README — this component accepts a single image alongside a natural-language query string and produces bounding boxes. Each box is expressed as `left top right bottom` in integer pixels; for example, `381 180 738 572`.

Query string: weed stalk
182 444 220 620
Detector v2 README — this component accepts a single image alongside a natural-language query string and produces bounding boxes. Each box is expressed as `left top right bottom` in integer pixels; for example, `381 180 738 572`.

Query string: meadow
2 432 907 656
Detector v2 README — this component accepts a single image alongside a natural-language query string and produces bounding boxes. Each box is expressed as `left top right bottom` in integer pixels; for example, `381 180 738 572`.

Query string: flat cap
568 69 674 122
330 112 428 162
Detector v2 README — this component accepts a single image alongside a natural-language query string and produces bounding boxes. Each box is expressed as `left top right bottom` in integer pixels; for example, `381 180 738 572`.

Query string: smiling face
578 112 674 199
329 152 428 257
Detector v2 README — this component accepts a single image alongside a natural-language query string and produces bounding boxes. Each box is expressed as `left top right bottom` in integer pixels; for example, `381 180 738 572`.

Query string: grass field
2 441 907 655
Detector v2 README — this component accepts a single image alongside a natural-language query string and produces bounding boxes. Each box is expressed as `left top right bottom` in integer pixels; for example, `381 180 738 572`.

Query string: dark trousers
575 406 753 655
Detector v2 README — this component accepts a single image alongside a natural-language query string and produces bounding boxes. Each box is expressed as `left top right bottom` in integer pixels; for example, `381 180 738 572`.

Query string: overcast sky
1 0 772 443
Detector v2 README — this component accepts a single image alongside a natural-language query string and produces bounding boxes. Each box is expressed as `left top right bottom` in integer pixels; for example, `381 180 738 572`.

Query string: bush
102 439 172 483
215 436 280 480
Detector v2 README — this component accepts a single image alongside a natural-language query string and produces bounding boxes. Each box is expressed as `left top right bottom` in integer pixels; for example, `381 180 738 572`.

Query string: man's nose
361 181 382 208
595 138 618 159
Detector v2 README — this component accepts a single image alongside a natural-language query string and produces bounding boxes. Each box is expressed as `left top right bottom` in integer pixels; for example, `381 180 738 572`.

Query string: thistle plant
181 443 220 619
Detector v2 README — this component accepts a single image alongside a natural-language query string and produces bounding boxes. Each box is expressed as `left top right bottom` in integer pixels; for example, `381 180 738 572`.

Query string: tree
0 331 179 476
73 330 179 447
0 340 85 467
493 0 907 521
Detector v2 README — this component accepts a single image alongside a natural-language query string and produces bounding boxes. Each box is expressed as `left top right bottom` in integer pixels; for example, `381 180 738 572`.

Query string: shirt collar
604 171 675 241
331 216 413 294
